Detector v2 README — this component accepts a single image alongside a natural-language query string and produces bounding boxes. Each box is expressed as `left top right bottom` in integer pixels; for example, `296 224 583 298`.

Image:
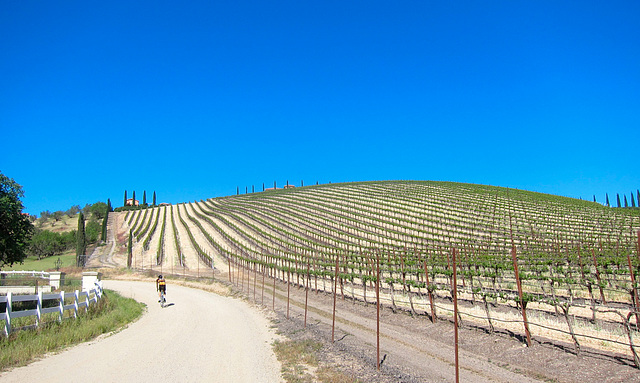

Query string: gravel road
0 280 283 383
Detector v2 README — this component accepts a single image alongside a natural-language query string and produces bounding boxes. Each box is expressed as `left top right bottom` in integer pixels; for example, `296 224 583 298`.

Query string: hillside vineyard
118 181 640 361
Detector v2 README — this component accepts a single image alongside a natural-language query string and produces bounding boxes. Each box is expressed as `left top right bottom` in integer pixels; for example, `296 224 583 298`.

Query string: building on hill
125 198 139 206
283 184 296 189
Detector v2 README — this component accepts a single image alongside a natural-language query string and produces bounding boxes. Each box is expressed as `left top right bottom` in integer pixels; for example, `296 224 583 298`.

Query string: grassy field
34 214 78 233
1 251 78 272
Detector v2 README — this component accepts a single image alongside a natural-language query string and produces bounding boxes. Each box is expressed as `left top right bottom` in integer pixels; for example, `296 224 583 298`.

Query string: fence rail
0 282 103 337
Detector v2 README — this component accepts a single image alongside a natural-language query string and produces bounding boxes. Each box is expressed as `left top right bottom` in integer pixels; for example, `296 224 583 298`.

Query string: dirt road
0 280 283 383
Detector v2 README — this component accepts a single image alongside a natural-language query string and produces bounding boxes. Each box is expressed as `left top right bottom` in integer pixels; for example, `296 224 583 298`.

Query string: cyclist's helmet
158 275 163 279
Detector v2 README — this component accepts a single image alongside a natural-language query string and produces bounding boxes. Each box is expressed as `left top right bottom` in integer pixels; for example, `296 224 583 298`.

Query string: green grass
0 290 145 371
1 251 78 272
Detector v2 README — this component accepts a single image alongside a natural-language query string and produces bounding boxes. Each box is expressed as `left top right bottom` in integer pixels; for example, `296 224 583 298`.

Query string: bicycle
159 291 166 308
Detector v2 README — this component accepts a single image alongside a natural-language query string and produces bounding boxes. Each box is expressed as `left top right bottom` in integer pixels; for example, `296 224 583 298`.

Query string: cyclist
156 275 167 302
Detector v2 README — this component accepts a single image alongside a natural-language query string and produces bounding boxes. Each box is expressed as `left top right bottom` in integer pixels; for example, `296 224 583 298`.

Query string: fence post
36 291 43 327
58 291 65 322
74 290 79 318
5 292 12 336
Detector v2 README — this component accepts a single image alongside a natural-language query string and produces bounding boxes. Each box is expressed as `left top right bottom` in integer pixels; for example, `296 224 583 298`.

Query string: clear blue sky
2 1 639 215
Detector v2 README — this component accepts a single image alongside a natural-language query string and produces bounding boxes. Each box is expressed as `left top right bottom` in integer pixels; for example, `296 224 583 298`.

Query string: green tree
127 229 133 268
52 210 64 222
76 211 86 266
143 191 147 205
124 190 128 206
102 208 109 241
85 220 101 243
152 191 156 206
66 205 80 218
29 229 66 259
0 172 34 266
90 201 108 220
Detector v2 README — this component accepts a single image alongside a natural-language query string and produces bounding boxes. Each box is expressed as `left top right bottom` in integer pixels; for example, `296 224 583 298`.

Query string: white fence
0 282 103 336
0 270 66 293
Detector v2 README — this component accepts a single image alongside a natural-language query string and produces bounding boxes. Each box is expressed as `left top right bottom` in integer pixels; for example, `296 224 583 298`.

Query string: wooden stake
376 250 381 371
332 253 339 343
304 260 310 328
452 248 460 383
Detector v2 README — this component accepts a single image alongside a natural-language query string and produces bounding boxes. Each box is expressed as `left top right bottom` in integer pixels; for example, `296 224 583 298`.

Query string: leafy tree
29 229 68 259
66 205 80 218
90 201 108 220
0 172 34 266
40 210 52 221
52 210 64 222
82 203 92 216
85 220 101 243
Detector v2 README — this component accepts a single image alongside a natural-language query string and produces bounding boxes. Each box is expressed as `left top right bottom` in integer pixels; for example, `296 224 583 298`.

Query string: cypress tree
631 193 636 208
263 183 265 191
124 190 128 206
617 193 621 208
132 191 136 205
593 195 596 203
153 191 157 206
127 229 133 268
143 191 147 205
624 195 628 208
606 193 610 207
102 209 109 242
107 198 112 212
76 212 86 266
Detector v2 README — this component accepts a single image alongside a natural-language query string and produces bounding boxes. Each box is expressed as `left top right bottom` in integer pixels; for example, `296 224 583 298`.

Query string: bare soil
253 276 640 383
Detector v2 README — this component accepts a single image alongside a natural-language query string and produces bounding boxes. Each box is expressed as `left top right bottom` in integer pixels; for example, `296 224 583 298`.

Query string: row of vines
120 181 640 368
